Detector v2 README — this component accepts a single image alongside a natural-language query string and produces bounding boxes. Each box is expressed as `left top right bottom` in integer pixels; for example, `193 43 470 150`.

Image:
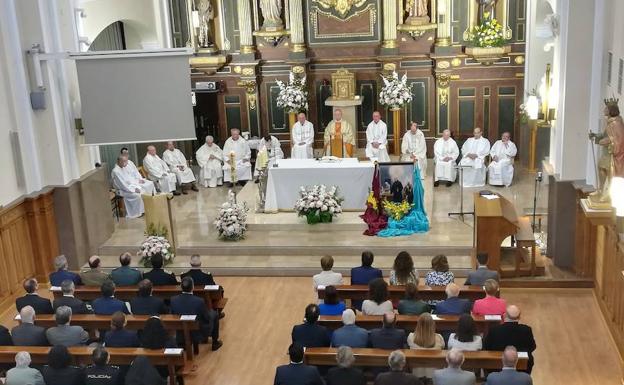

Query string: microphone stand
531 171 543 232
448 165 474 221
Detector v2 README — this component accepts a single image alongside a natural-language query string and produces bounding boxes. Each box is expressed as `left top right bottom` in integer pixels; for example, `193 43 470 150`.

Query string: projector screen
72 49 196 145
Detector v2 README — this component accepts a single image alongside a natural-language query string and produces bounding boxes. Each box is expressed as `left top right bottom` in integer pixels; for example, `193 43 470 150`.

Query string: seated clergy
291 112 315 159
195 136 223 188
324 109 356 157
16 278 53 314
433 129 460 187
222 128 252 187
162 141 198 194
254 133 284 178
79 255 111 287
488 132 518 187
459 128 491 188
401 122 427 179
120 148 155 195
111 156 154 219
366 111 391 162
143 145 180 195
53 280 92 314
11 306 49 346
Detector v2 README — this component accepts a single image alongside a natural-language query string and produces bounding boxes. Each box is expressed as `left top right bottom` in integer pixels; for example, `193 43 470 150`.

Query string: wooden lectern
142 194 176 249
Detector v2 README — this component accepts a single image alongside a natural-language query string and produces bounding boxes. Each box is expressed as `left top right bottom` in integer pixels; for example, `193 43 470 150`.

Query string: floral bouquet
214 191 249 241
518 103 529 124
469 13 508 47
138 224 175 267
295 185 343 224
383 200 414 221
276 71 308 113
379 71 413 109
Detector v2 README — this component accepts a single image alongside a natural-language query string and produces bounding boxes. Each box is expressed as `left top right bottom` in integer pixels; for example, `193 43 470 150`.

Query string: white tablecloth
264 159 375 211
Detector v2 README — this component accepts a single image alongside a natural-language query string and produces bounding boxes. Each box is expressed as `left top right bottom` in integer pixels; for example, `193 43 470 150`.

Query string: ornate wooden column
436 0 451 47
289 0 306 54
381 0 398 54
237 0 255 55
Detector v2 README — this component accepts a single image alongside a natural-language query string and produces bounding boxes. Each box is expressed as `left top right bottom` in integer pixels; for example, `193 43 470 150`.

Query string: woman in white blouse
447 314 483 351
312 255 343 290
361 278 394 315
407 312 445 380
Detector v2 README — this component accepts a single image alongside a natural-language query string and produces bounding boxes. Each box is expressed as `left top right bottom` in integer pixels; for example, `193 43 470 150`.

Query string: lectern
142 194 176 249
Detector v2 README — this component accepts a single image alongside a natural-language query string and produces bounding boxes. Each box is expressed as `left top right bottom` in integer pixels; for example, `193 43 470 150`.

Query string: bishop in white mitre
163 141 198 193
291 112 315 159
488 132 518 187
365 111 391 162
254 134 284 177
222 128 252 186
196 136 224 188
111 156 155 218
433 129 460 187
401 122 427 179
143 145 180 195
460 127 491 188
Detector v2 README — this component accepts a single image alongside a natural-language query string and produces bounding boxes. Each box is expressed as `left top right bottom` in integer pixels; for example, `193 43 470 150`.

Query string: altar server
365 111 391 162
163 141 198 194
222 128 252 187
143 145 180 195
433 129 460 187
291 112 315 159
112 156 154 218
324 109 356 157
401 122 427 179
255 134 284 177
196 136 224 188
460 127 491 188
488 132 518 187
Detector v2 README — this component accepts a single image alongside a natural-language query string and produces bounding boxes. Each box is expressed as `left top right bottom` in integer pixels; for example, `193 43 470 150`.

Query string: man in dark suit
435 283 472 315
84 345 121 385
485 346 533 385
143 253 177 286
291 304 330 348
326 346 366 385
11 306 48 346
170 277 222 351
103 312 140 347
0 324 12 346
374 350 422 385
53 280 92 314
465 253 500 286
181 254 217 285
92 281 129 315
350 250 383 310
49 254 82 286
369 312 406 349
45 306 89 346
15 278 53 314
111 252 143 286
129 279 168 315
483 305 536 374
274 343 324 385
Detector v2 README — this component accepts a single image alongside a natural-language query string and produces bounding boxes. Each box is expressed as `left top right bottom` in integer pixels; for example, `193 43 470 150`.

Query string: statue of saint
406 0 430 24
259 0 284 30
477 0 498 22
195 0 214 48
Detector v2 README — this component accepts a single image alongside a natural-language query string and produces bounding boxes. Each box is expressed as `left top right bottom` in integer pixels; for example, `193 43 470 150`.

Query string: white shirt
447 333 483 351
361 300 394 315
312 270 343 290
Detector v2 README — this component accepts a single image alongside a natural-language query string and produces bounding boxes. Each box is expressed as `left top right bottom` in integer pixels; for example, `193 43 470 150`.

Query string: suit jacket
464 267 499 286
15 294 53 314
6 366 45 385
143 268 177 286
291 322 330 348
274 363 324 385
432 367 476 385
0 325 12 346
485 368 533 385
483 322 536 373
181 269 216 285
374 371 423 385
435 297 472 315
11 323 47 346
327 366 366 385
79 269 111 287
53 295 92 314
170 293 215 343
92 297 129 315
350 266 383 285
41 366 85 385
369 327 407 350
46 324 89 346
129 296 168 315
331 324 369 348
103 329 141 347
111 265 143 286
49 269 82 287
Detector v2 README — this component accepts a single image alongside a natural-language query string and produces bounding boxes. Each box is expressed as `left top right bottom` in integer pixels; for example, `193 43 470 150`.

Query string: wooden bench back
317 285 485 302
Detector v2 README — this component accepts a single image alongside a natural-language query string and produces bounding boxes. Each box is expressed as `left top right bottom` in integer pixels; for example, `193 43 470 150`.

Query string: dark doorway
193 91 220 152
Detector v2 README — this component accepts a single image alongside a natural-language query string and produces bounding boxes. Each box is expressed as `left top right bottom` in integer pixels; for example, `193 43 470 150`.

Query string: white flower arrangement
379 71 413 109
276 71 309 113
138 235 174 267
295 185 343 224
214 191 249 241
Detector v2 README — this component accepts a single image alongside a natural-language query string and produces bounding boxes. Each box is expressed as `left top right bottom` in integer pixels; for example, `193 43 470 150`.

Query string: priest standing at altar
401 122 427 179
291 112 314 159
143 145 181 195
222 128 252 187
196 136 223 188
433 129 460 187
163 141 198 194
324 109 356 157
365 111 390 162
459 127 491 187
488 132 517 187
254 134 284 178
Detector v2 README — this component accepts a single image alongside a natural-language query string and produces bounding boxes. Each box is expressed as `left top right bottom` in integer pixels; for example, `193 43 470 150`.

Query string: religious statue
477 0 498 22
406 0 429 19
195 0 214 48
259 0 284 30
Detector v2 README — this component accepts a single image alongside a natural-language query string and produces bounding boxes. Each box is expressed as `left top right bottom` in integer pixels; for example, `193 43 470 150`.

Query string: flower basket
295 185 343 225
465 14 511 65
138 234 175 268
379 71 413 108
465 45 511 65
214 191 249 241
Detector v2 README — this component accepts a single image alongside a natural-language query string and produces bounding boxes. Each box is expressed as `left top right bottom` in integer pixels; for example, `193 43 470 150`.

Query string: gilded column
289 0 305 52
237 0 255 53
436 0 451 46
382 0 397 49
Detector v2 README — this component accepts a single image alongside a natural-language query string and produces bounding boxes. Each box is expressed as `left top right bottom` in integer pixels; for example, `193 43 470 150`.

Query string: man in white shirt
488 132 518 187
111 156 152 218
365 111 391 162
291 112 315 159
143 145 181 195
401 122 427 179
254 134 284 179
459 127 491 188
162 141 198 194
433 129 460 187
222 128 252 187
196 136 224 188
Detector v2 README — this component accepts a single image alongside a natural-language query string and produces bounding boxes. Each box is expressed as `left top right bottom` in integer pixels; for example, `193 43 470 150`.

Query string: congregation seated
370 313 406 350
6 351 45 385
143 253 177 286
319 286 346 316
92 281 129 315
331 309 369 348
398 283 431 316
485 346 533 385
53 279 92 314
313 255 343 292
49 254 82 287
351 250 383 310
103 311 140 348
124 356 166 385
140 316 177 349
292 304 330 348
432 348 477 385
16 278 53 314
407 312 444 380
374 350 422 385
80 255 112 287
0 323 12 346
435 284 472 315
41 345 85 385
425 255 454 287
129 279 168 315
326 346 366 385
447 314 482 351
181 254 217 285
45 306 89 346
472 279 506 317
85 345 121 385
274 343 323 385
464 253 499 286
362 278 393 315
483 305 536 374
389 251 419 285
111 252 143 286
11 306 47 346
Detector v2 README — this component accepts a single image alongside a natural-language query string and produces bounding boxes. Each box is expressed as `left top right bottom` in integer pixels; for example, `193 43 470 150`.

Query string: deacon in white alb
254 134 284 178
401 122 427 179
433 129 460 187
488 132 518 187
222 128 252 186
365 111 391 162
112 156 154 218
162 141 198 194
143 145 181 195
291 112 315 159
459 127 491 188
195 136 224 188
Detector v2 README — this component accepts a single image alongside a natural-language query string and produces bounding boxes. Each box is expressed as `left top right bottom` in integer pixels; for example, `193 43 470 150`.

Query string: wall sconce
526 95 539 120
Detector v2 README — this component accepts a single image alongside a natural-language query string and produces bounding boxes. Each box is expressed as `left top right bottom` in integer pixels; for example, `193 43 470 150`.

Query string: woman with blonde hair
407 312 445 382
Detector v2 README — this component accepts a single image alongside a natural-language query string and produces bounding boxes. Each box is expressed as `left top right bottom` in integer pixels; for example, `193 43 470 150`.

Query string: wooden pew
0 346 185 385
304 347 529 370
317 285 485 302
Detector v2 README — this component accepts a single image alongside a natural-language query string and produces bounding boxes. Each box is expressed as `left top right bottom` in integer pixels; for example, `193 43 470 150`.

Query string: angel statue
195 0 214 48
260 0 284 30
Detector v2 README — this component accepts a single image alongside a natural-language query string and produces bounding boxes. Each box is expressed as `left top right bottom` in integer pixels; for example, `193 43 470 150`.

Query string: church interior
0 0 623 384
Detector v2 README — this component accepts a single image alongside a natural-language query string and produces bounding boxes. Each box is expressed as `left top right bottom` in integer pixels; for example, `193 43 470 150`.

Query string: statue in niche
477 0 498 22
195 0 214 48
405 0 430 25
259 0 284 31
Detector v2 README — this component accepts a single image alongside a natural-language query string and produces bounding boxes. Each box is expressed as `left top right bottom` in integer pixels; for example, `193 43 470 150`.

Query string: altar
264 159 375 212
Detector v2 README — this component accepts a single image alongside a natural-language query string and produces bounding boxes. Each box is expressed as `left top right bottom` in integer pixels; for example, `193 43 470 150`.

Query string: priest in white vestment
163 141 198 193
222 128 252 186
433 129 460 187
196 136 223 188
291 112 315 159
488 132 518 187
254 134 284 178
459 127 491 188
112 156 153 218
365 111 391 162
143 145 180 195
401 122 427 179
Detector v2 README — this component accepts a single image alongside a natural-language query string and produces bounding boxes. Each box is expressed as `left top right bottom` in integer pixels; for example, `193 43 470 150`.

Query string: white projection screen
72 49 196 145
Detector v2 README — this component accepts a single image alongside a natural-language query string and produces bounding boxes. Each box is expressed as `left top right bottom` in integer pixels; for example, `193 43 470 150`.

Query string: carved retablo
313 0 367 18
